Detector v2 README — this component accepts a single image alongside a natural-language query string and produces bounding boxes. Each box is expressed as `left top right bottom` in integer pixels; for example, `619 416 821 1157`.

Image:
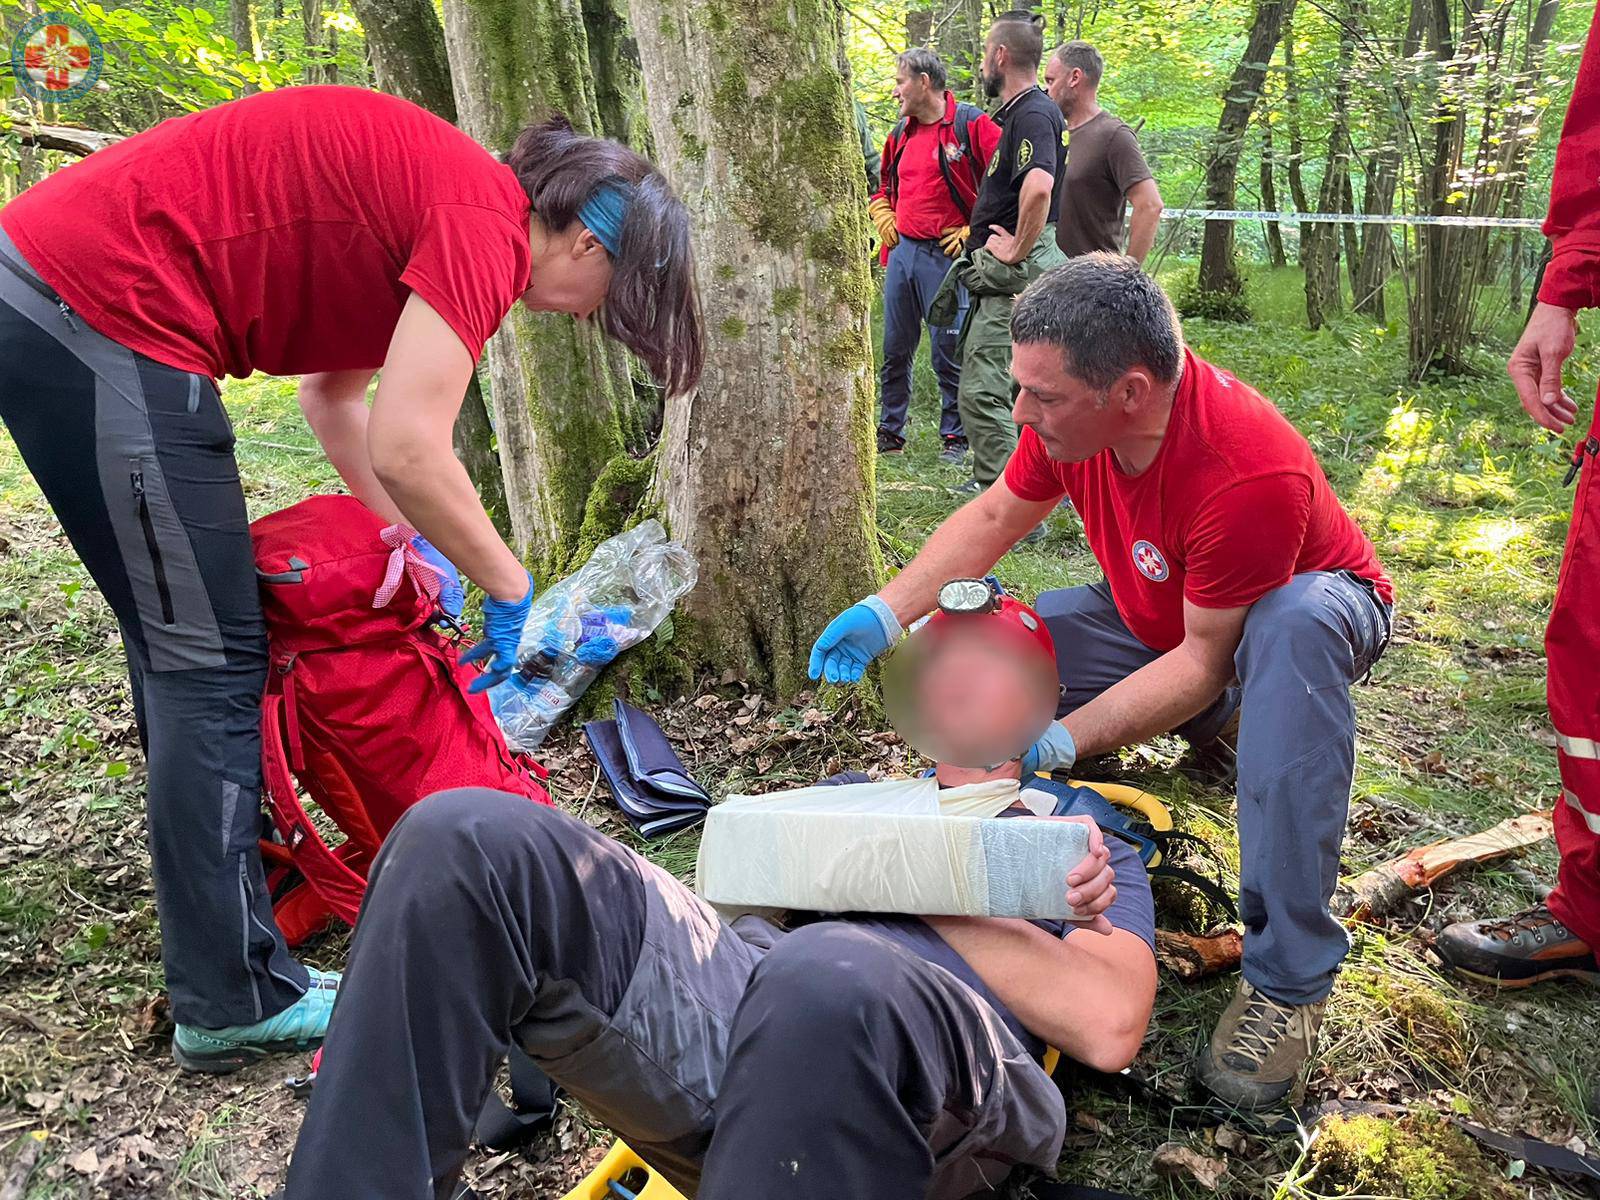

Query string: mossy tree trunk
441 0 641 573
631 0 883 698
349 0 510 534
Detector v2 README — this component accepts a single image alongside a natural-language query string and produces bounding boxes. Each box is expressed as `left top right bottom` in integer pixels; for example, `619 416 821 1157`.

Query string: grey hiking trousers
286 789 1067 1200
0 230 308 1027
1038 572 1391 1004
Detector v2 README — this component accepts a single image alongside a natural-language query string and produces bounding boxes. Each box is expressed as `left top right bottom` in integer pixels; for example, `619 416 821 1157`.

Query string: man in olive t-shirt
1045 41 1164 262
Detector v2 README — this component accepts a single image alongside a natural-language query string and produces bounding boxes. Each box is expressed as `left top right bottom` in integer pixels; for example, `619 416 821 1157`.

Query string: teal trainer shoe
172 968 340 1074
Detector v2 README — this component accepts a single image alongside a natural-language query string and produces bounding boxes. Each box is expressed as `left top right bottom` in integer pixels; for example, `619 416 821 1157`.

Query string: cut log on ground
1338 811 1555 922
1155 927 1244 980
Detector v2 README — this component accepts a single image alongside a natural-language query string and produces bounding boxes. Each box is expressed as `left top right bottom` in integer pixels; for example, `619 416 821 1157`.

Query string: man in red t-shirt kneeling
810 253 1394 1110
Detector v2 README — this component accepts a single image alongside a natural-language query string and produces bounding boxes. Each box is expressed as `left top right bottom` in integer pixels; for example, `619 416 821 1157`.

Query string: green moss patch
1309 1111 1518 1200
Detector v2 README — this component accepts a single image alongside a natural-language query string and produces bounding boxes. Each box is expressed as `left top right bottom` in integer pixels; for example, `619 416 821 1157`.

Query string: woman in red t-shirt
0 86 702 1071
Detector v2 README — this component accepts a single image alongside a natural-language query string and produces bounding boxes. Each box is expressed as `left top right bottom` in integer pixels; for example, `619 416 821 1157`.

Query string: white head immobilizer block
695 777 1092 920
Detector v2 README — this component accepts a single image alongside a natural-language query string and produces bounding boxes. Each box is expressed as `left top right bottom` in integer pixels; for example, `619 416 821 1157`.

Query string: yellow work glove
867 197 900 251
940 225 970 258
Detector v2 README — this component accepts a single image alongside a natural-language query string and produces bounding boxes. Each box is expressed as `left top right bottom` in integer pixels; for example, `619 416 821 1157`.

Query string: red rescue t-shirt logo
12 13 102 102
1131 539 1170 582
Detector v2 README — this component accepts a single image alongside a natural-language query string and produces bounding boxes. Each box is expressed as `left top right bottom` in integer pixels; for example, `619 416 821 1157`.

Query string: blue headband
578 180 631 257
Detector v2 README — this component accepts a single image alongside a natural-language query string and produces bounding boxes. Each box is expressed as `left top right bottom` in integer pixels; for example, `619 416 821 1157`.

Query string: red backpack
251 494 550 945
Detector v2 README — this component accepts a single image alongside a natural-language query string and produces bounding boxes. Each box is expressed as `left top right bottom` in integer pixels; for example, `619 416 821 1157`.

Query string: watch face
938 578 994 614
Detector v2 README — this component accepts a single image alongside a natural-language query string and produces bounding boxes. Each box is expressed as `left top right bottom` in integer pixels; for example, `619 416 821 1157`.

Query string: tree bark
630 0 883 697
349 0 456 120
442 0 640 571
583 0 651 147
302 0 324 84
1303 0 1356 329
230 0 260 65
1196 0 1297 303
907 4 932 44
1353 0 1424 319
1258 109 1286 269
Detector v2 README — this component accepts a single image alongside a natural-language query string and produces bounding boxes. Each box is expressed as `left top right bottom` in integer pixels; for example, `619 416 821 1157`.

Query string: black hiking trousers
0 229 308 1028
285 789 1065 1200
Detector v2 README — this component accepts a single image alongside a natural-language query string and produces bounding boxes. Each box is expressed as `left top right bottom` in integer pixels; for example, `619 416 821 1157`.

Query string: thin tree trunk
1409 0 1474 374
1304 0 1356 329
230 0 260 66
631 0 882 696
1282 28 1310 263
302 0 324 84
442 0 640 570
1354 0 1424 319
1196 0 1297 303
1259 108 1287 268
1340 172 1361 291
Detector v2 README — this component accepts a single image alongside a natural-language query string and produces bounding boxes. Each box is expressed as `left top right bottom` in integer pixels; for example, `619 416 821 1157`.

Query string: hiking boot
939 439 969 465
1435 904 1599 988
1019 522 1048 545
173 968 341 1074
877 430 905 454
1195 979 1325 1109
949 478 984 497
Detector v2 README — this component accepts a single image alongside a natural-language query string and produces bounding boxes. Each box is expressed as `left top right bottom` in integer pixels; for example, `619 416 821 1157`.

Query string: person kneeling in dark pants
284 603 1157 1200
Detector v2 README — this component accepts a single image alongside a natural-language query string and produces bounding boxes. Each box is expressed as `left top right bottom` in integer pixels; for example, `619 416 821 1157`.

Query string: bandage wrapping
695 779 1091 919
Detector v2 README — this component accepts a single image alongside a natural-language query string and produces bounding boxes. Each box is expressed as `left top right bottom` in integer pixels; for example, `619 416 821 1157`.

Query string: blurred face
521 219 613 321
883 619 1059 769
1010 340 1132 464
893 65 934 118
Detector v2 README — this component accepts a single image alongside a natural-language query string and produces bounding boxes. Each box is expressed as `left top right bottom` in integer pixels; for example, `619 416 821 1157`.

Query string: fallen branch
1338 811 1554 922
1155 927 1243 981
5 123 122 157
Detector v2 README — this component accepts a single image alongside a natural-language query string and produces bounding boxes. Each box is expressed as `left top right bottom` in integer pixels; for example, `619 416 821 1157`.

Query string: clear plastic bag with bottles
489 520 697 752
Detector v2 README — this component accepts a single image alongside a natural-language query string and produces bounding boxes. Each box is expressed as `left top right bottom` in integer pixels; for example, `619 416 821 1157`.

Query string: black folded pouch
584 700 710 839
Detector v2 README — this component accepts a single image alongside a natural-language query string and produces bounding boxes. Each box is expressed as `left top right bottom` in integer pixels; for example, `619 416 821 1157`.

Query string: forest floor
1 264 1598 1198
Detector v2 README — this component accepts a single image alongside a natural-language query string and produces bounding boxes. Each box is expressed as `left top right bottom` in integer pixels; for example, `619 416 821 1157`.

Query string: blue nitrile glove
411 535 465 619
1021 721 1078 779
807 595 903 684
460 571 535 694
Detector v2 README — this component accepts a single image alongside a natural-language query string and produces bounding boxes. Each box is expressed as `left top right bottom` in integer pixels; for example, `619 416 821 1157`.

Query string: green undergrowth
3 264 1599 1196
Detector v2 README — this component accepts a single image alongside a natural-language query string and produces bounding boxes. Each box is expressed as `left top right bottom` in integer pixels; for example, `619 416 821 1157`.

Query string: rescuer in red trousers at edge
1435 9 1600 992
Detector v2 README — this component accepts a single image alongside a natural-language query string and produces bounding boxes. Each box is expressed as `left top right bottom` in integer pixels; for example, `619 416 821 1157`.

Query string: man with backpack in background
1044 41 1165 265
868 49 997 463
946 11 1068 497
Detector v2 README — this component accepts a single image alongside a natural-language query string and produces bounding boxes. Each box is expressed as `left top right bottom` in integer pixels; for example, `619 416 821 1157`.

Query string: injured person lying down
282 593 1158 1200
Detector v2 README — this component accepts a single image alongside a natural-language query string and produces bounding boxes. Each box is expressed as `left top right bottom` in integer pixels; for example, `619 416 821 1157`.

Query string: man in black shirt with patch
953 11 1068 493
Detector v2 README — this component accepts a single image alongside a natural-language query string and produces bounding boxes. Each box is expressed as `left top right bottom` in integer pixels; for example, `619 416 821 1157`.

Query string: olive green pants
955 230 1065 487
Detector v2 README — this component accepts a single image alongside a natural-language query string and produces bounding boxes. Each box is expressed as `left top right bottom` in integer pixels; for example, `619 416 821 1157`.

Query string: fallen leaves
1151 1141 1229 1190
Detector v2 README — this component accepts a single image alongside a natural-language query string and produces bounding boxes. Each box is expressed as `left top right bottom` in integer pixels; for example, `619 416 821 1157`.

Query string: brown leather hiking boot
1195 980 1326 1109
1435 904 1599 988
